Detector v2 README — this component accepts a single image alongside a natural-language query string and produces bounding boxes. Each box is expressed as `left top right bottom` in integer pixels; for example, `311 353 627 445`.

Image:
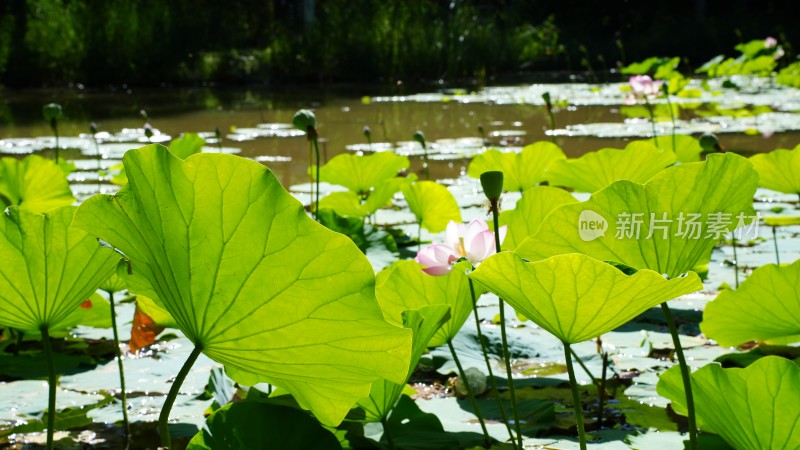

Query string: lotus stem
563 342 587 450
772 226 780 265
307 140 314 219
489 199 523 449
732 236 739 288
644 97 659 148
41 326 56 450
108 291 130 447
660 302 697 450
158 344 204 449
447 340 491 446
381 417 396 450
569 347 599 387
468 278 516 446
53 120 60 163
312 134 321 221
662 83 677 153
13 328 22 356
598 351 608 428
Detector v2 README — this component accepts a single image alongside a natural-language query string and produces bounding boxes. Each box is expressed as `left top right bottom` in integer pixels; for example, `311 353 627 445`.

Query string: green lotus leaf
0 155 75 213
73 145 411 426
701 261 800 347
749 144 800 197
318 152 409 196
319 177 412 219
518 153 759 278
657 356 800 450
547 141 676 193
168 133 206 159
187 401 342 450
467 142 566 192
99 260 130 293
469 252 702 344
498 186 578 251
645 135 704 163
357 305 450 422
401 181 461 233
376 260 480 347
0 206 118 334
763 216 800 227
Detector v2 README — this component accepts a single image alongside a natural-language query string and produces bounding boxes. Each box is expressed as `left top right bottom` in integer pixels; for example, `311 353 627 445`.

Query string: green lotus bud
215 127 222 140
413 130 426 149
89 122 98 134
363 126 371 140
480 171 504 200
477 124 485 138
144 123 153 139
699 133 720 152
42 103 62 122
292 109 317 133
542 92 552 107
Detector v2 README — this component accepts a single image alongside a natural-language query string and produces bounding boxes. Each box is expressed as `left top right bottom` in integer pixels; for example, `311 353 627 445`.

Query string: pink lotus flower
765 36 778 48
415 219 507 275
629 75 663 99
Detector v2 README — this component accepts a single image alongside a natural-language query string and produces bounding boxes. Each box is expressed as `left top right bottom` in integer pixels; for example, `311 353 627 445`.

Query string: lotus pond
2 43 800 450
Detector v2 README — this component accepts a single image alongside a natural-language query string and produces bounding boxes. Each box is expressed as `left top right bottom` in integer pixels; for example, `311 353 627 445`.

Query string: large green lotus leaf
357 305 450 422
0 155 75 213
0 206 118 334
517 153 758 278
376 260 481 347
401 181 461 233
469 252 702 344
645 135 704 163
187 401 342 450
72 145 411 426
657 356 800 450
749 144 800 195
701 261 800 347
318 152 409 195
547 141 676 193
467 142 566 192
319 176 411 219
168 133 206 159
498 186 578 250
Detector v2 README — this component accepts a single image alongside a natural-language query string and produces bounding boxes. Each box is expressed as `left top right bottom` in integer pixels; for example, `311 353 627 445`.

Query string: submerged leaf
701 260 800 347
73 145 411 426
0 155 75 212
547 141 675 193
657 356 800 450
749 143 800 195
469 253 701 344
401 181 461 233
0 206 118 334
467 142 566 192
518 153 758 278
498 186 577 251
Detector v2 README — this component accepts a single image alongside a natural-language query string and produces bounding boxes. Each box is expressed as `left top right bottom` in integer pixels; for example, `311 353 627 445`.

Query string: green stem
308 141 314 220
468 279 516 446
158 344 204 449
312 137 321 221
644 97 659 148
448 340 491 446
94 137 102 193
773 226 780 265
564 342 587 450
108 291 130 447
732 236 739 288
598 352 608 428
41 326 57 450
13 328 22 356
53 121 60 163
664 86 677 153
660 302 697 450
570 347 599 387
381 417 396 450
490 200 523 449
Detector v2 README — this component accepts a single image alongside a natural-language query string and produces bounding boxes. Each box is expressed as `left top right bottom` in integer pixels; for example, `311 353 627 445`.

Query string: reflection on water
1 85 798 189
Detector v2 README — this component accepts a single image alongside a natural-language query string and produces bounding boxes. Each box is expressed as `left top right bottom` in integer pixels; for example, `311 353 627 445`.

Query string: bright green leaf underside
467 141 566 192
547 141 676 193
657 356 800 450
498 186 578 251
645 135 704 163
0 155 75 213
401 181 461 233
749 144 800 195
319 152 409 195
469 252 702 344
518 153 759 278
701 260 800 347
0 206 117 333
73 145 411 426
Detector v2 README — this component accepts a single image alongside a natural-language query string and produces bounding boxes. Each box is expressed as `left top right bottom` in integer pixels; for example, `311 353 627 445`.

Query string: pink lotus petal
415 244 458 276
445 221 464 251
765 36 778 48
467 229 495 263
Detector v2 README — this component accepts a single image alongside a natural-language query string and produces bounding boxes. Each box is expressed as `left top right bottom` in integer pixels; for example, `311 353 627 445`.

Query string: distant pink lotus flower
765 36 778 48
415 219 507 275
629 75 663 99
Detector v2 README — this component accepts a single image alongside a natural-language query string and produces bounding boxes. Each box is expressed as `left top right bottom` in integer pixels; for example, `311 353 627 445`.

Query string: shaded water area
2 82 799 190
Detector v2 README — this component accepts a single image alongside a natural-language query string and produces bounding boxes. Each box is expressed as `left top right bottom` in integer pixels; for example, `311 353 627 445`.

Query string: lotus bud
215 127 222 140
143 123 154 140
292 109 317 137
480 171 504 201
363 125 372 141
413 130 426 149
542 92 552 108
699 133 721 153
89 122 98 134
43 103 62 131
477 124 485 139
